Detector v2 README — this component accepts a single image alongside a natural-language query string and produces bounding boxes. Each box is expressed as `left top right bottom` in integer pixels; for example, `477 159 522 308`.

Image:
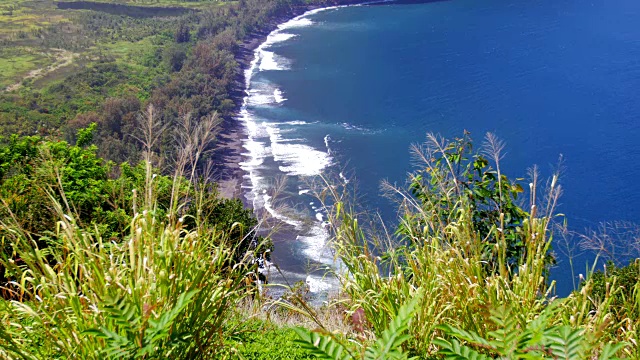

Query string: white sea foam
340 122 365 131
247 89 273 106
240 111 268 138
239 140 268 168
259 51 290 71
274 88 286 103
270 32 297 42
239 4 369 295
280 17 314 30
339 172 350 184
324 134 332 155
247 82 289 106
254 17 303 73
264 123 332 177
306 275 333 293
274 120 313 126
263 194 304 228
297 226 333 265
276 145 332 176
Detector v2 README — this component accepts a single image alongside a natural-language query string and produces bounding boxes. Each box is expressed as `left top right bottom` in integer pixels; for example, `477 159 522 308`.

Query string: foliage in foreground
222 318 316 360
435 305 624 359
312 132 631 358
587 260 640 322
0 113 269 358
295 291 422 360
0 125 267 284
0 178 253 358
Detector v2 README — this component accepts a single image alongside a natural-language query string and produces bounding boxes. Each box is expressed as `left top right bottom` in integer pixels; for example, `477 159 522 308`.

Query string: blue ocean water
241 0 640 297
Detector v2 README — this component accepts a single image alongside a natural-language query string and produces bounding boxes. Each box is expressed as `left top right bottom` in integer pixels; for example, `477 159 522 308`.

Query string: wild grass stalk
0 108 254 359
314 133 572 356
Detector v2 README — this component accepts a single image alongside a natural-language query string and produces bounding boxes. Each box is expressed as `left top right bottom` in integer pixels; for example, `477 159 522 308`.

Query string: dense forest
0 0 638 359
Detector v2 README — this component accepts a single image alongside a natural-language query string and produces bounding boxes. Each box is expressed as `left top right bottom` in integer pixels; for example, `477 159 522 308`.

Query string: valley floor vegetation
0 0 639 359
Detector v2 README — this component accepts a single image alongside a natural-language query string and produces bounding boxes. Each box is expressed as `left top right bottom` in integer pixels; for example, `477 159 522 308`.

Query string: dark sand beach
213 0 370 200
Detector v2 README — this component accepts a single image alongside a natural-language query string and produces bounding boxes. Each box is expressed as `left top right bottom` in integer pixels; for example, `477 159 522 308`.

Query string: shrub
323 132 561 356
584 260 640 322
402 131 552 273
0 162 253 358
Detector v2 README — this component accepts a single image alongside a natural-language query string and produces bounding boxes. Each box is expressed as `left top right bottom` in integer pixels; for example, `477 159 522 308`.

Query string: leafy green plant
84 290 198 358
404 131 550 273
222 318 316 360
585 260 640 319
0 112 258 358
321 132 561 356
294 290 422 360
0 201 252 358
434 304 625 360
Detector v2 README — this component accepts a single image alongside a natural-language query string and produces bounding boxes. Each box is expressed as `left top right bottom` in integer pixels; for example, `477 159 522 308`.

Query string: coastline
214 0 374 201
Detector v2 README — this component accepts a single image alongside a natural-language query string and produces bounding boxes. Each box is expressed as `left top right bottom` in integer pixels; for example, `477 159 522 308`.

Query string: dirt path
4 48 77 92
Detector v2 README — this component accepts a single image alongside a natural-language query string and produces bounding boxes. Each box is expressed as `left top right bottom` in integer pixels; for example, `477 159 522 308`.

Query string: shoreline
214 0 377 201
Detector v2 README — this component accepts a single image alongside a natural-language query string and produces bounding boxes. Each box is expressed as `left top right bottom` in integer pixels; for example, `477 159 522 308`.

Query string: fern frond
366 291 423 359
145 290 198 342
433 338 491 360
140 290 199 356
84 327 133 358
436 324 493 349
546 326 585 360
102 295 140 334
598 342 625 360
487 306 519 355
294 327 352 360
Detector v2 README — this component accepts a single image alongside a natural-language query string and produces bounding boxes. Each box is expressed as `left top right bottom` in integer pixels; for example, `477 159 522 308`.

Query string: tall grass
0 203 249 359
0 107 255 359
314 132 630 357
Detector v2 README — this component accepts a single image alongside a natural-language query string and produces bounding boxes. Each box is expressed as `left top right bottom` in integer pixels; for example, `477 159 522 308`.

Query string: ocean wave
263 193 304 228
239 5 354 296
247 89 273 106
275 144 332 176
239 109 268 137
246 83 288 106
253 12 311 74
265 123 332 177
324 134 332 155
339 172 350 184
338 121 387 135
279 17 314 29
273 120 314 126
259 51 290 71
297 225 333 265
306 274 335 293
274 88 287 103
269 32 297 43
239 139 268 168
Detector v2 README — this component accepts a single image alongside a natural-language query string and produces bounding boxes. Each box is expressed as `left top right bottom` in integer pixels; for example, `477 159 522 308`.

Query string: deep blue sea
240 0 640 297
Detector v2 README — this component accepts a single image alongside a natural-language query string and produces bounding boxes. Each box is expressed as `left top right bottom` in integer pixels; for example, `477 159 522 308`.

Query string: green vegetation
224 318 316 360
0 114 268 358
60 0 225 9
0 0 313 163
0 128 639 358
295 292 422 360
0 0 639 359
434 305 625 359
